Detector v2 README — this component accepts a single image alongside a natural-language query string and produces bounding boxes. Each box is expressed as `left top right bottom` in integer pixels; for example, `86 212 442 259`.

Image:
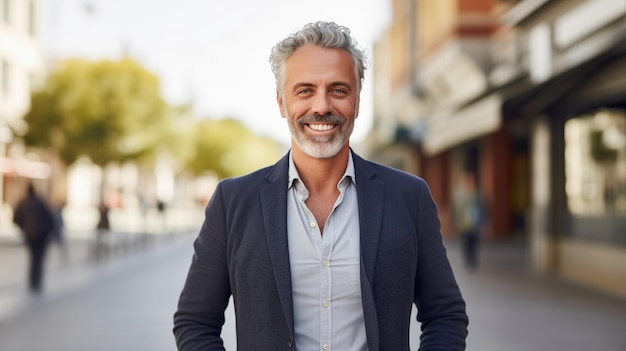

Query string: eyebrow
290 81 353 91
291 82 315 91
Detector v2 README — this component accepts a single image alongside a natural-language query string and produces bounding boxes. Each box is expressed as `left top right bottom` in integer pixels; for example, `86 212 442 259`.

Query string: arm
174 185 232 350
414 181 469 350
12 202 24 230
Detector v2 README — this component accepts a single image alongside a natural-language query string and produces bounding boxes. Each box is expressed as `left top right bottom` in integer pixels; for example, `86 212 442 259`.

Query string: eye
331 87 349 96
297 88 313 95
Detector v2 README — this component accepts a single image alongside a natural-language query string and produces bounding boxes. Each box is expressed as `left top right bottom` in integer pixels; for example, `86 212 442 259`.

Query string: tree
23 58 170 167
186 118 284 179
23 57 283 181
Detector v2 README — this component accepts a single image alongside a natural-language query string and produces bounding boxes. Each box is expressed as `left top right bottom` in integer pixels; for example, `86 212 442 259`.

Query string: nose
311 91 332 116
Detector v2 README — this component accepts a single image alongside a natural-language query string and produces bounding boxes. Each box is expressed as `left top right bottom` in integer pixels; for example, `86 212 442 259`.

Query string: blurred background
1 0 626 350
1 0 391 234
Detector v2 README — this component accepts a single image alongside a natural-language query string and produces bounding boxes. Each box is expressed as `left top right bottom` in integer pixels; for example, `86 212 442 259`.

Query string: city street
2 1 626 351
1 231 625 350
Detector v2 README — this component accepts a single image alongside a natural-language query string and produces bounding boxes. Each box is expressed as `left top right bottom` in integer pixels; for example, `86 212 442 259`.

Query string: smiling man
174 21 468 351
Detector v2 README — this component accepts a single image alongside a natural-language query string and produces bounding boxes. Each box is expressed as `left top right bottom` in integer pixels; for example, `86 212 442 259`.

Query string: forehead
283 44 356 87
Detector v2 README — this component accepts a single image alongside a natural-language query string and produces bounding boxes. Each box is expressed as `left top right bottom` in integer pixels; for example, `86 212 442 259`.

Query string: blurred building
0 0 50 222
371 0 626 298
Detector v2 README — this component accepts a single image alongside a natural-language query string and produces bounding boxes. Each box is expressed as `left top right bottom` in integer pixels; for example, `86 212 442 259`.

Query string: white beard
287 114 354 158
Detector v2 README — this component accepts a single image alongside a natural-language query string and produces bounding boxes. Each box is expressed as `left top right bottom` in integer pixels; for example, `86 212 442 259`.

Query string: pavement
0 226 625 350
453 240 626 351
0 228 184 323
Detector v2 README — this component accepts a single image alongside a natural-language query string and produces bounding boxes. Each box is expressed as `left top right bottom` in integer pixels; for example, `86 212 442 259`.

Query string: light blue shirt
287 151 368 351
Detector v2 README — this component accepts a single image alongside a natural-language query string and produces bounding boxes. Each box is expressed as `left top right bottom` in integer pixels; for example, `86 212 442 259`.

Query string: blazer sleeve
414 180 469 350
173 184 232 351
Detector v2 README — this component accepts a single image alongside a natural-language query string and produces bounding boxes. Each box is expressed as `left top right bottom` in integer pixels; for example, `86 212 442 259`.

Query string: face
277 44 360 159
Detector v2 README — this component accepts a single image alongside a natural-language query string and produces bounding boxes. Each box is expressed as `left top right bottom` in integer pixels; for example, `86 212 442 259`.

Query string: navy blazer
174 151 468 350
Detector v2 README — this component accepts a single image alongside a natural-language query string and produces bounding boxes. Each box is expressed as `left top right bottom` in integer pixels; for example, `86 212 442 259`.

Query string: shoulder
205 160 285 215
216 153 288 193
215 166 270 196
353 153 428 189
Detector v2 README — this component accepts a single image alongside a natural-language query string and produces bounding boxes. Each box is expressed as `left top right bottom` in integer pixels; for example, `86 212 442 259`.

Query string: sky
41 0 391 145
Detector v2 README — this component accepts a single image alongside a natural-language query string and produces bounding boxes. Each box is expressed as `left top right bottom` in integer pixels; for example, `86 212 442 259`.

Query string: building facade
372 0 626 298
0 0 49 226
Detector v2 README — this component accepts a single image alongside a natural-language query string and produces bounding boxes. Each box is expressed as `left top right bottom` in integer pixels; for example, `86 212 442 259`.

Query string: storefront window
565 109 626 244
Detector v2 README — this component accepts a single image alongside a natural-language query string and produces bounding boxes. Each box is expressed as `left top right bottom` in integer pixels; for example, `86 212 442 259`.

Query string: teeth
309 124 334 131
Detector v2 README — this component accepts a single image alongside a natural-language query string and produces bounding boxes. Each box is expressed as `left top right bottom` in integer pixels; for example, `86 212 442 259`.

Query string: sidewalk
1 229 625 350
0 227 191 324
444 238 626 351
0 207 203 322
0 229 198 351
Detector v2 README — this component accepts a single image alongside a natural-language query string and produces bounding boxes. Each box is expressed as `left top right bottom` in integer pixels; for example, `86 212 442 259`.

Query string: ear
276 90 286 118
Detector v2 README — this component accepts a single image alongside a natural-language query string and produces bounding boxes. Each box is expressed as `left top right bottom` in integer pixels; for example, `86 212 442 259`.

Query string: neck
292 145 349 192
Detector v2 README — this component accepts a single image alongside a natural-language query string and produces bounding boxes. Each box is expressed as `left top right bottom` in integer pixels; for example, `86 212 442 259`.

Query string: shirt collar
288 150 356 189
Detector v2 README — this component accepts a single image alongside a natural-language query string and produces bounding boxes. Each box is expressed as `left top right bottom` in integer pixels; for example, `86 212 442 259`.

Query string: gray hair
269 21 368 94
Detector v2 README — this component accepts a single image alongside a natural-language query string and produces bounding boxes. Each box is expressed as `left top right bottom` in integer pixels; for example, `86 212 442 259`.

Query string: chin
297 140 346 159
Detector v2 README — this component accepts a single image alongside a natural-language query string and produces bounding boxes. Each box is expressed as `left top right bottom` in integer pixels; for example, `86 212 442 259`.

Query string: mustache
298 114 345 125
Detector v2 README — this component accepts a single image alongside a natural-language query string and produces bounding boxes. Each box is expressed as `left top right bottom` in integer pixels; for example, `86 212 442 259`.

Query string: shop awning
0 157 51 179
422 94 502 156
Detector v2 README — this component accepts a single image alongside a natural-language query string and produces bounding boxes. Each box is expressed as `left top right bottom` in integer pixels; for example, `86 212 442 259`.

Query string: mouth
307 123 337 132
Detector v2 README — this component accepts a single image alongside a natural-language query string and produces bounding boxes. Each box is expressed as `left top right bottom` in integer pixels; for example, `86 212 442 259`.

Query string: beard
287 113 354 159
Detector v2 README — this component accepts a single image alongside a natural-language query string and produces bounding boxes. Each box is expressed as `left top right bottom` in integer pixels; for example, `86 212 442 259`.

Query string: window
1 59 8 97
565 109 626 244
28 0 36 36
2 0 10 24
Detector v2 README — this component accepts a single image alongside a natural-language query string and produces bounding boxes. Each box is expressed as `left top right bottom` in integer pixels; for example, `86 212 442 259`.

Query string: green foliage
186 118 284 179
589 129 618 163
23 58 169 166
23 57 283 177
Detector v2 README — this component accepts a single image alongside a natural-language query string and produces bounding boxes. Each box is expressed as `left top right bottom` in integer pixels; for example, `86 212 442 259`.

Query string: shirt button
322 344 329 350
310 221 316 228
322 260 329 266
322 301 329 308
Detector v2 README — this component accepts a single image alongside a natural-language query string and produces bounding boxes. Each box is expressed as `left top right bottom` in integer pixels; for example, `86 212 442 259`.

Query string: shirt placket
320 185 347 351
319 215 332 351
296 183 331 350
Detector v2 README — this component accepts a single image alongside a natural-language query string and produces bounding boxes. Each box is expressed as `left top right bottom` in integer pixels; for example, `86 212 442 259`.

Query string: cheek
285 97 305 117
337 99 358 117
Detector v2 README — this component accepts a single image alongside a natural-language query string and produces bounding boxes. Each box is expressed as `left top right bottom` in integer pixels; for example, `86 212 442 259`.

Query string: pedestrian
157 199 167 232
174 21 468 350
94 200 111 259
12 182 57 293
49 199 68 258
452 170 486 271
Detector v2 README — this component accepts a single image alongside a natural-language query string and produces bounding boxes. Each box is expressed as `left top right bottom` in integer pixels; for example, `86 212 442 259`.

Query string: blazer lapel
353 152 384 350
353 152 384 283
259 154 294 335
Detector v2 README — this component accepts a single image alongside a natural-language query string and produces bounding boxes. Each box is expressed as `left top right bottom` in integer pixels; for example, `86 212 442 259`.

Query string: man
13 182 57 293
174 21 468 350
452 171 486 271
